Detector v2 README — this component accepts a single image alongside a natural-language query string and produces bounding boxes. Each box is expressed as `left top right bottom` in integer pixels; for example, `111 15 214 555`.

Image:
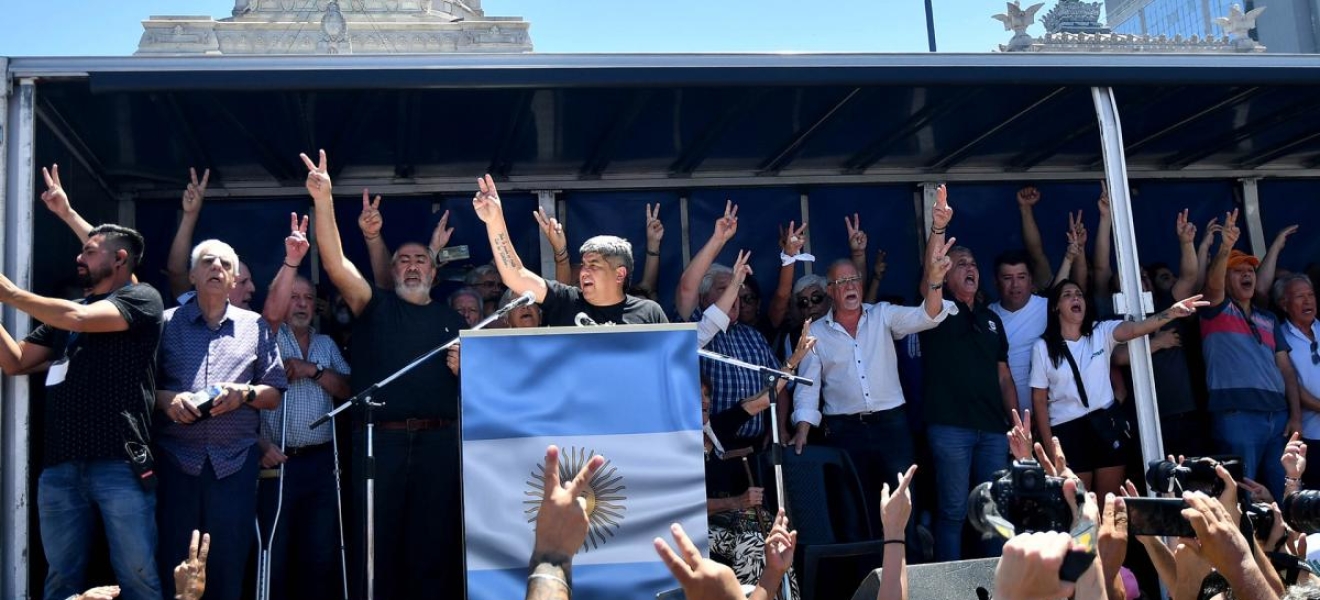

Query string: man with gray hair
1274 272 1320 487
676 203 786 448
471 175 666 325
464 264 505 317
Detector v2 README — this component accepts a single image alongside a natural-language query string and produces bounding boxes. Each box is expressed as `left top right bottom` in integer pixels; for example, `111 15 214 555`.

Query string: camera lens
1283 490 1320 534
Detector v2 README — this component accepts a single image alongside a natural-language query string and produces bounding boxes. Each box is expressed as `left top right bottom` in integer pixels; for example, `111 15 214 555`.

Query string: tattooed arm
473 175 550 303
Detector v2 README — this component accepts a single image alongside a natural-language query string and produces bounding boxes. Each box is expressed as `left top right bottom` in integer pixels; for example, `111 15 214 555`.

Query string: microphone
575 312 598 327
492 290 537 320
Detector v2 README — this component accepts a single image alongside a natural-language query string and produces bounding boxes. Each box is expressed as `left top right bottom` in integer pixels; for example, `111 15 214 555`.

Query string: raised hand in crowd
676 200 739 319
1283 433 1307 497
1098 493 1129 600
261 212 310 332
1033 435 1077 481
429 209 455 263
174 529 210 600
1194 216 1221 293
711 249 753 325
768 220 808 328
1053 210 1087 288
878 465 917 600
1259 224 1300 301
931 184 953 236
1094 184 1116 295
1180 491 1280 600
756 508 797 600
40 163 95 243
640 202 664 294
1170 209 1200 301
923 235 956 317
1016 185 1054 291
1008 408 1034 461
992 531 1082 600
167 168 212 299
654 523 744 600
526 445 605 600
533 205 572 283
846 213 868 281
1171 535 1214 600
357 191 397 289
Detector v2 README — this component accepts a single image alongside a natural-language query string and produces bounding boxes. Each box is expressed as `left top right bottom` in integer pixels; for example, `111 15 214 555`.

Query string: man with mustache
1200 209 1300 501
301 150 468 599
255 215 352 600
790 186 958 531
0 224 163 600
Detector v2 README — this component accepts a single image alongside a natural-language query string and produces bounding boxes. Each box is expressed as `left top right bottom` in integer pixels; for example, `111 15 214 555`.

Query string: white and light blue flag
461 324 708 600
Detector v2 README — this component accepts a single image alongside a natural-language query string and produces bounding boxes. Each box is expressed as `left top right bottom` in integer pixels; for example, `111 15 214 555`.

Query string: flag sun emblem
525 446 628 552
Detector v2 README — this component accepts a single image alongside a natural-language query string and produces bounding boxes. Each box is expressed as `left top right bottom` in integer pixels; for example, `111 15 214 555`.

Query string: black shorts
1052 414 1127 473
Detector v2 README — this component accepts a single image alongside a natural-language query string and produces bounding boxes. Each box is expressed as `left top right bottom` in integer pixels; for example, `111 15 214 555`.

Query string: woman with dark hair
1029 279 1207 498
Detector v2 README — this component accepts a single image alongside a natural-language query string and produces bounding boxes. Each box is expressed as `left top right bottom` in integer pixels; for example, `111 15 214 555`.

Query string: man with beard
472 174 666 326
790 186 958 529
0 225 164 600
1200 208 1300 500
301 150 468 599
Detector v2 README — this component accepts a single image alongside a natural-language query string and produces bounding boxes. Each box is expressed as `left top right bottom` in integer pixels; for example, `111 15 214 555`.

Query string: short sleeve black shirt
350 291 466 421
26 283 164 467
920 298 1012 433
539 279 668 327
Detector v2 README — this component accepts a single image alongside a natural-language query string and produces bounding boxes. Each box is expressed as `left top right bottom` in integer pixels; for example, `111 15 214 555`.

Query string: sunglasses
797 293 826 309
1311 340 1319 366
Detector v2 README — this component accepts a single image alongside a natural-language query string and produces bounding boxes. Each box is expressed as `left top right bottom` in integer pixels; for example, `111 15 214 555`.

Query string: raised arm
301 151 374 315
262 213 309 332
1053 212 1083 288
1194 217 1220 293
1257 225 1298 302
846 213 868 281
1093 186 1114 295
428 210 455 269
167 168 209 299
533 206 572 284
676 200 738 319
1113 295 1210 342
0 273 134 334
640 203 664 294
357 193 393 289
712 250 752 320
1017 186 1054 290
1201 209 1240 306
922 185 953 319
473 174 549 303
878 466 916 600
1172 210 1200 301
39 164 94 243
768 221 806 328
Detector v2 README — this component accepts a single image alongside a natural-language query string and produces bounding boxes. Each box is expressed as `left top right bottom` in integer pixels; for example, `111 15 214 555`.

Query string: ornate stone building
996 0 1265 53
136 0 531 55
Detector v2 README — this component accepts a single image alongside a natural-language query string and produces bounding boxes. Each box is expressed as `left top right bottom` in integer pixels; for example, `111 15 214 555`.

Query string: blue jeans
928 424 1009 562
38 459 162 600
1212 409 1288 501
156 448 259 600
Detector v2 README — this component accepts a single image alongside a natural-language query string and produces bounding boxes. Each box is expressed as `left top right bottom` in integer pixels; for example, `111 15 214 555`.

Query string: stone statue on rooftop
1215 4 1267 40
993 1 1046 51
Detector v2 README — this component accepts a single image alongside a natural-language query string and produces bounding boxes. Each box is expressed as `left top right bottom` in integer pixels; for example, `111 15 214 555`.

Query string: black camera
1283 490 1320 534
968 459 1085 538
1145 456 1242 496
1245 501 1276 540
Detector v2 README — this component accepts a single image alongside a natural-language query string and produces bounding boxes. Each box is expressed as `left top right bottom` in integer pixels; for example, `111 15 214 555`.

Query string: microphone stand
310 293 534 600
698 349 812 600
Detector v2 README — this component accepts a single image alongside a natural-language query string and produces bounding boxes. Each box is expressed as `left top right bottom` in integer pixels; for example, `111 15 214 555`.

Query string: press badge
45 358 69 387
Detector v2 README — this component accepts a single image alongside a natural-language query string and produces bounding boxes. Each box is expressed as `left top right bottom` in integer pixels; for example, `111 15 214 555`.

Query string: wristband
931 227 946 235
928 282 944 290
883 539 906 546
528 573 569 589
780 251 817 267
646 249 660 257
284 262 299 269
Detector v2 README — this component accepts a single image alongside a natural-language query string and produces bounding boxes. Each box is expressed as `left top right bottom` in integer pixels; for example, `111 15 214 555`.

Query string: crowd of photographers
11 156 1320 599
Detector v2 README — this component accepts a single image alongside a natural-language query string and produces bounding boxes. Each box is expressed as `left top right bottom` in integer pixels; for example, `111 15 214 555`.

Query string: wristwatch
312 365 325 381
928 282 944 290
242 386 256 404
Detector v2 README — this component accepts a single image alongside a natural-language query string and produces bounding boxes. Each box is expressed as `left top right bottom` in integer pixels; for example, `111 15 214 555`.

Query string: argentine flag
461 325 708 600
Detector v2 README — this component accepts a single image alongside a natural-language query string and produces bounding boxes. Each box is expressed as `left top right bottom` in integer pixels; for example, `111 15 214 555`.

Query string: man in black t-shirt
0 224 164 600
471 174 667 326
303 151 468 600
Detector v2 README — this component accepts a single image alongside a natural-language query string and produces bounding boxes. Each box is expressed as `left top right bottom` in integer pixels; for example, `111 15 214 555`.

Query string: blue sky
0 1 1032 56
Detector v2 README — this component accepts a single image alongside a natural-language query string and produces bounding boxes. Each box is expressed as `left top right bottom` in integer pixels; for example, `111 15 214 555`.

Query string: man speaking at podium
472 175 667 326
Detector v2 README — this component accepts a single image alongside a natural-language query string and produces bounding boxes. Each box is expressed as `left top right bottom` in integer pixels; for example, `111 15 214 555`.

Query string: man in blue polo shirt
1199 209 1300 499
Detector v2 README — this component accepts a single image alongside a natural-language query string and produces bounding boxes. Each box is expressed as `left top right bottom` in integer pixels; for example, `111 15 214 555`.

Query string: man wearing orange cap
1199 209 1301 500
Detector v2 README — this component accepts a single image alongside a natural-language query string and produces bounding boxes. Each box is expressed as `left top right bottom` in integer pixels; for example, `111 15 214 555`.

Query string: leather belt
826 408 898 424
285 442 331 457
374 418 455 432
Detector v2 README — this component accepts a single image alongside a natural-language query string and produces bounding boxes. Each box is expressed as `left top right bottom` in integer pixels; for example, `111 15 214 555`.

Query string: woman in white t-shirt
1030 279 1207 498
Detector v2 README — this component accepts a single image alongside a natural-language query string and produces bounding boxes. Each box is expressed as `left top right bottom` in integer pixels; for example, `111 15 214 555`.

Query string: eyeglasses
829 276 863 288
1311 340 1319 365
796 293 826 309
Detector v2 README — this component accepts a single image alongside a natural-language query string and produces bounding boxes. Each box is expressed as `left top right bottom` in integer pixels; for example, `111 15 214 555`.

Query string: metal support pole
1091 86 1165 474
1240 178 1267 258
923 0 938 52
535 190 558 278
2 76 35 600
799 192 813 275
